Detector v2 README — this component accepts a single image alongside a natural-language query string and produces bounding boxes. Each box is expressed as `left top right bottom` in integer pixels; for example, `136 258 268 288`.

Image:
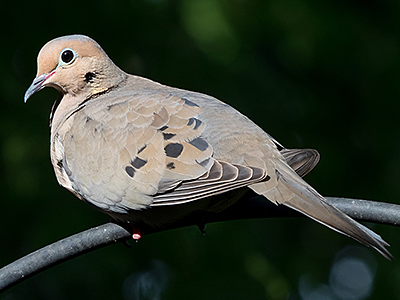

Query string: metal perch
0 196 399 292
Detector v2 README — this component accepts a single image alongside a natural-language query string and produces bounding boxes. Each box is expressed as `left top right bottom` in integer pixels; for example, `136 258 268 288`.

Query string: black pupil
61 50 74 63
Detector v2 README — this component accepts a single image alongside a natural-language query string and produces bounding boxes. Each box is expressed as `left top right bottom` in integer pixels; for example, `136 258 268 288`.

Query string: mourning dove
25 35 391 258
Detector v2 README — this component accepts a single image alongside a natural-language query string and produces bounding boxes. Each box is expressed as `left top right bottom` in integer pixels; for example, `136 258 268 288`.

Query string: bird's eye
59 48 77 65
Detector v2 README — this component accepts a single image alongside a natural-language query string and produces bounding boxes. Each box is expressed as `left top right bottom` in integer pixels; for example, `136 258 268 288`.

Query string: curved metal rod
0 196 399 292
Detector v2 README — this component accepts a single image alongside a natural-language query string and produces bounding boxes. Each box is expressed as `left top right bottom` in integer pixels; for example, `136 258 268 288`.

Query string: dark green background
1 0 400 299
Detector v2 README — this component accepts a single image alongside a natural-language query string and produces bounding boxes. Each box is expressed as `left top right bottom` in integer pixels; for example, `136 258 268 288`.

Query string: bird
24 34 391 258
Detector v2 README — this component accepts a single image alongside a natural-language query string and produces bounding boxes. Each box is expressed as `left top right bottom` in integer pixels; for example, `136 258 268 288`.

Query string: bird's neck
89 62 128 98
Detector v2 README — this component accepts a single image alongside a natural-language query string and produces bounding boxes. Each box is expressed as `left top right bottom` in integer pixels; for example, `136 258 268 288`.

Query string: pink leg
133 227 142 241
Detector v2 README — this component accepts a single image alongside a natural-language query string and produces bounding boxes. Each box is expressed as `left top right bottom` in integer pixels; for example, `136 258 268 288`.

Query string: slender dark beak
24 71 55 103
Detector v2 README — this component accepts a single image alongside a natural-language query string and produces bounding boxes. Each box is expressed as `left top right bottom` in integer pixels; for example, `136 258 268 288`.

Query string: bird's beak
24 71 55 103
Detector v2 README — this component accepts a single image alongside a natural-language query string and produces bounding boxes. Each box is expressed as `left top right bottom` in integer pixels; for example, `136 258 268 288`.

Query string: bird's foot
197 223 207 235
133 227 142 241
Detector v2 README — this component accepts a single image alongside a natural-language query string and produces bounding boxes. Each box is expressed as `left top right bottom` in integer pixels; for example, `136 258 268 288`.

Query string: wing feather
152 160 268 206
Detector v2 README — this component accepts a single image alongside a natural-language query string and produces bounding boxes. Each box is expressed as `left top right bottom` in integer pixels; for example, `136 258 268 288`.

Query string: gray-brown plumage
25 35 391 258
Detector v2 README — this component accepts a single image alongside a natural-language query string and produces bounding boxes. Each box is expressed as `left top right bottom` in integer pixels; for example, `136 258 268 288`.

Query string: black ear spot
85 72 96 83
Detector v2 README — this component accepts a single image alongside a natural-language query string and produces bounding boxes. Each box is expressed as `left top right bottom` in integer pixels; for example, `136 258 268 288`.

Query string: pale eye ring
59 48 77 65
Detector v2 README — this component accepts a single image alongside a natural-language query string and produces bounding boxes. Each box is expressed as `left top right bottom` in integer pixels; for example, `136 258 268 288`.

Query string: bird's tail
252 162 392 259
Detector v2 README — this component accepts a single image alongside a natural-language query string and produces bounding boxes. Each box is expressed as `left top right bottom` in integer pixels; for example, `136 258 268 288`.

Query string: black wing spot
265 175 271 181
164 143 184 158
187 118 195 126
137 144 147 154
57 159 63 169
197 157 211 167
163 132 176 140
167 162 175 169
131 157 147 169
159 125 168 131
125 166 135 178
193 118 202 130
189 137 208 151
183 98 199 107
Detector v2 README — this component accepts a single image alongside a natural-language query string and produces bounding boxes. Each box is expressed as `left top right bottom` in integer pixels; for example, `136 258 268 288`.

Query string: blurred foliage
1 0 400 299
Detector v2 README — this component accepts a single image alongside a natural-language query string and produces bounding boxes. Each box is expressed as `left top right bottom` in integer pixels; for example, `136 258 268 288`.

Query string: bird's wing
280 148 320 177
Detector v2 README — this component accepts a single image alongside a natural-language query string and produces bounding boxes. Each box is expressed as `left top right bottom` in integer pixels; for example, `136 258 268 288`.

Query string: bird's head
24 35 126 102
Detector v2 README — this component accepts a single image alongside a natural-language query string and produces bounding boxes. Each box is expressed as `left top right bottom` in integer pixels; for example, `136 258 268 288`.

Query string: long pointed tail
275 168 391 259
252 159 392 259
